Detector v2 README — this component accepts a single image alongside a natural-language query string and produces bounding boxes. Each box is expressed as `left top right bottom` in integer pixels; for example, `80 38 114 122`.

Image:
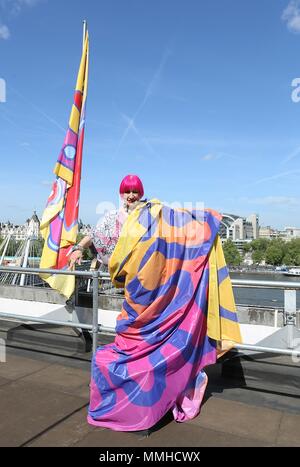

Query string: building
0 212 41 241
0 214 93 242
284 227 300 240
259 226 279 239
219 213 259 255
220 213 259 242
259 226 300 241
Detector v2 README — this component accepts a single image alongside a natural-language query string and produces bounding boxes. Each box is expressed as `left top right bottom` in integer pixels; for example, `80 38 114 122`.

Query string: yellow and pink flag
40 32 89 298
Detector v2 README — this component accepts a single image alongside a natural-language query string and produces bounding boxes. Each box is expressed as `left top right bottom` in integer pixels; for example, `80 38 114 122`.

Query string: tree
76 233 94 260
295 254 300 266
283 253 293 266
6 239 21 256
222 240 242 266
265 245 284 266
242 242 251 253
286 239 300 265
250 238 269 252
34 238 44 257
252 250 264 265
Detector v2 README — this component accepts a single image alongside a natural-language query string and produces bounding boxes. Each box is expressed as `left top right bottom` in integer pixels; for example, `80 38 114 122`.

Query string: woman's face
123 190 141 211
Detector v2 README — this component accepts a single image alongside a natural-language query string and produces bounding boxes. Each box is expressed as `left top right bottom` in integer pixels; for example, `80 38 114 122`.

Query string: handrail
0 265 110 278
0 265 299 356
0 265 108 352
231 278 300 289
0 266 299 288
234 343 300 357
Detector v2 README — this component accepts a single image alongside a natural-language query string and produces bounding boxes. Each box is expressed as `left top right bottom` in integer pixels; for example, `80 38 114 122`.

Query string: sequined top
90 209 127 266
90 201 147 268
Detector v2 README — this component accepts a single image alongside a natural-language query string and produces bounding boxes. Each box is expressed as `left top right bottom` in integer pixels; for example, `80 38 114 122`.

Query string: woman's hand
68 250 83 270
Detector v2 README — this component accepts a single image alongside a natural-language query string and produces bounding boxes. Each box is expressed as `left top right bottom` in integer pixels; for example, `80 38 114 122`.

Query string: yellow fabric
45 273 75 300
69 105 80 135
52 164 73 187
109 199 162 287
207 235 242 347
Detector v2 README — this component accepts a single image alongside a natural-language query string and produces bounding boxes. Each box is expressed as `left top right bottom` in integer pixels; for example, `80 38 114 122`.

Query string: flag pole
82 20 87 51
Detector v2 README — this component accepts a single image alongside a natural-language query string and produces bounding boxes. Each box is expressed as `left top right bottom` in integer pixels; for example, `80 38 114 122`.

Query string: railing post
284 289 297 349
274 309 278 328
92 270 99 354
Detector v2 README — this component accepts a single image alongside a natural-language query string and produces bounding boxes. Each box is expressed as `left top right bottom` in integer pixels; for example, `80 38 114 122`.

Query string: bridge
0 265 299 447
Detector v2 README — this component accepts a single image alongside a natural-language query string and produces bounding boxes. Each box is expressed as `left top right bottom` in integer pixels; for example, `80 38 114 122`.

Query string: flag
40 31 89 298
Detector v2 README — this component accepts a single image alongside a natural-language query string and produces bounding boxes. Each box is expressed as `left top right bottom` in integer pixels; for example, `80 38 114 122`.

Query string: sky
0 0 300 229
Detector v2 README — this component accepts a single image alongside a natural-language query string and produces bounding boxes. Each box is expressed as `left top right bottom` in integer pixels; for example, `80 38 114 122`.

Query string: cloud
0 23 9 39
282 0 300 33
201 151 239 162
242 196 300 206
0 0 43 15
41 180 52 186
0 0 43 38
202 153 219 161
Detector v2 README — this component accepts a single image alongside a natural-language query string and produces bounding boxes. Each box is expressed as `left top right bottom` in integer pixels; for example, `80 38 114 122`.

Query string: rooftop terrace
0 326 299 447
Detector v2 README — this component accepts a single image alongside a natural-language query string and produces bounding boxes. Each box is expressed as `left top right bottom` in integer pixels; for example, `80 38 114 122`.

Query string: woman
87 192 241 432
68 174 145 270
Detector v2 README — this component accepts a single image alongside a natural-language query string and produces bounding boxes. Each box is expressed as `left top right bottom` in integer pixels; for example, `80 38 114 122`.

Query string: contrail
282 145 300 164
8 84 66 133
250 169 300 186
115 47 171 155
120 112 159 158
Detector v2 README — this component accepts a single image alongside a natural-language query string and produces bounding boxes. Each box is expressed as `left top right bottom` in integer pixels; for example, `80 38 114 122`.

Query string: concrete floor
0 345 299 447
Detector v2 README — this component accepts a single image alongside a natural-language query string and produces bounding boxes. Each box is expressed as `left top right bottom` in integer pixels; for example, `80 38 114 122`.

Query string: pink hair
119 174 144 197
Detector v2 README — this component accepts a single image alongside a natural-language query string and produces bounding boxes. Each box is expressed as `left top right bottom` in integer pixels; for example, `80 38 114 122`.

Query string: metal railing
232 278 300 355
0 266 109 353
0 266 299 357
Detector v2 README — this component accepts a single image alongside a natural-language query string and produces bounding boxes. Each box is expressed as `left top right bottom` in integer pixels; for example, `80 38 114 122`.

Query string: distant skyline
1 0 300 229
0 208 298 231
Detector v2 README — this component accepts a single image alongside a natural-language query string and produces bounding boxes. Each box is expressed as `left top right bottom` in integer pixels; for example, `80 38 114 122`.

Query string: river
230 272 300 308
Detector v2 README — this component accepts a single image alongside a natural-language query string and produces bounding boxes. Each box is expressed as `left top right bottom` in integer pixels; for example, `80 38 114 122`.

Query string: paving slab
276 413 300 446
72 419 274 447
0 345 298 448
0 353 52 381
21 363 90 399
208 383 300 415
0 375 10 387
73 428 145 448
0 380 88 447
145 420 274 447
26 407 95 447
188 396 283 444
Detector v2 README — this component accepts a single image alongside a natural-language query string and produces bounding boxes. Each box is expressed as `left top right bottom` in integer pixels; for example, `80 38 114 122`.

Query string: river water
230 272 300 308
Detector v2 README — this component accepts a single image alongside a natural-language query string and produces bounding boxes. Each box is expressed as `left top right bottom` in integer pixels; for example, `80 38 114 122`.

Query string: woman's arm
68 235 92 269
78 235 93 249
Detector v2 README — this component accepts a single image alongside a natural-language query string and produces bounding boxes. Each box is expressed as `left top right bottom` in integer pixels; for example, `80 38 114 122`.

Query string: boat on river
284 267 300 277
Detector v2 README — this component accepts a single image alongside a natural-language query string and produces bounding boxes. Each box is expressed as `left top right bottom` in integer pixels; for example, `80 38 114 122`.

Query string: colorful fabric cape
88 199 241 431
39 33 89 298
